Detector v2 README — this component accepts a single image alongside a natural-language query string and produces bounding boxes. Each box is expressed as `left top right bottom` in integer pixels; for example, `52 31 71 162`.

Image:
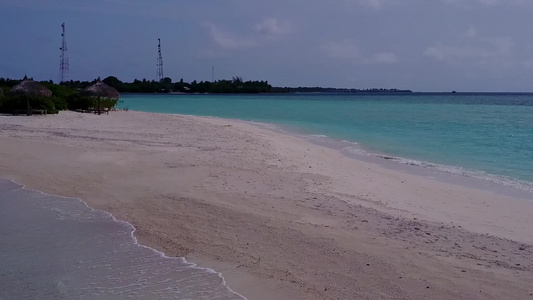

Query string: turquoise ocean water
118 93 533 194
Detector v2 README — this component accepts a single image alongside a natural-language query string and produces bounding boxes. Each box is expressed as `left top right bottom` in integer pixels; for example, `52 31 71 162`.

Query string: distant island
1 76 411 96
272 87 412 94
0 75 413 115
95 76 412 94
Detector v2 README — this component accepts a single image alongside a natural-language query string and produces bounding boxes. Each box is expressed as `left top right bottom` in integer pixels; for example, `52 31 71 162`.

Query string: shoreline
237 117 533 200
1 111 532 299
120 93 533 196
0 177 248 299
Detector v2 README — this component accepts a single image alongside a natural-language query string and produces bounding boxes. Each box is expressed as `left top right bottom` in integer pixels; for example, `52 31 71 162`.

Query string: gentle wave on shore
0 179 245 300
238 119 533 199
335 138 533 194
120 93 533 197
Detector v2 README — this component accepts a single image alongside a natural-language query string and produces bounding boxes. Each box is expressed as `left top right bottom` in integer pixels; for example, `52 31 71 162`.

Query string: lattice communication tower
59 22 69 83
157 38 164 81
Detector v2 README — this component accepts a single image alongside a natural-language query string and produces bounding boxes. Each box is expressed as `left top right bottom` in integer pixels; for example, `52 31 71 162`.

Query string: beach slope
0 111 532 299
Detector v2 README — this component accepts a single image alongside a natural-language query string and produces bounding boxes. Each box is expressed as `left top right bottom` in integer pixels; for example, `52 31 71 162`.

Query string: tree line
1 76 411 97
97 76 411 94
0 78 118 114
100 76 273 94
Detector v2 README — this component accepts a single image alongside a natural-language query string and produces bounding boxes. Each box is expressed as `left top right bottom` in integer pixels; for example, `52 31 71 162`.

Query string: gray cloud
206 18 292 50
442 0 528 7
464 26 477 38
3 0 533 91
423 23 517 71
363 52 399 64
207 23 257 50
322 39 361 60
254 18 292 36
322 39 398 64
424 37 514 65
521 60 533 69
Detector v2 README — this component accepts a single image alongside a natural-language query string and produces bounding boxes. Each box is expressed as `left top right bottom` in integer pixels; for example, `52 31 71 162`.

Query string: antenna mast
59 22 69 83
157 38 164 81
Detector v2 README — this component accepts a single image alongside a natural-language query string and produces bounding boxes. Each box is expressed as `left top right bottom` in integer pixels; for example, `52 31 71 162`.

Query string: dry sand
0 110 532 299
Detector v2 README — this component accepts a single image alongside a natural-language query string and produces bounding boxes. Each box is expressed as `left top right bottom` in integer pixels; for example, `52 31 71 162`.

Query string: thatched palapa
9 77 52 116
10 77 52 98
81 79 120 99
81 78 120 115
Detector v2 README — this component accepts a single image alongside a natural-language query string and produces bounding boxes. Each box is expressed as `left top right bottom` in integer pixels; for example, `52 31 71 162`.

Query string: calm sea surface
119 93 533 194
0 179 245 300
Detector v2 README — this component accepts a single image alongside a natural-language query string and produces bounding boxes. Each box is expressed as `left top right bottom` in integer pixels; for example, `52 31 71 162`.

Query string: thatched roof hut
9 77 52 98
81 78 119 115
9 77 52 116
81 79 119 99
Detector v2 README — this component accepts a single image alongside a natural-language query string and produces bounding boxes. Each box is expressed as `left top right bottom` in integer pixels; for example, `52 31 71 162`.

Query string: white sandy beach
0 110 532 299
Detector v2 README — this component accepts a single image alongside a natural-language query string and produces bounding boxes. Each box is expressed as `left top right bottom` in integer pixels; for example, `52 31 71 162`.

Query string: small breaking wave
0 178 247 300
395 157 533 193
340 145 533 194
297 131 533 195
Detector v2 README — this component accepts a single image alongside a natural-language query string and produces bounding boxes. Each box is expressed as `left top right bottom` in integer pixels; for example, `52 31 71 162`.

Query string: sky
1 0 533 92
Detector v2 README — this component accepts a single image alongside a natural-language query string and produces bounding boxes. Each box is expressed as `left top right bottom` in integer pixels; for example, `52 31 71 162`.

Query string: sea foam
0 179 246 300
300 132 533 196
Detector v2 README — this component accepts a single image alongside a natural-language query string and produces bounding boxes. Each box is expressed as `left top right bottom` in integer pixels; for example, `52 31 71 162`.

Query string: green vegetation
0 78 118 114
0 75 412 114
101 76 272 94
271 87 412 93
98 76 411 94
1 95 62 114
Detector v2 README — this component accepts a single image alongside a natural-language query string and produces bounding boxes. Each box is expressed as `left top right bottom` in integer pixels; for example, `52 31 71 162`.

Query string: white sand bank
0 111 532 299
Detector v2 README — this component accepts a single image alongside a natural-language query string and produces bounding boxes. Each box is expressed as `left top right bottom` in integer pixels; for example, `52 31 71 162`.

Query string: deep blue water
118 93 533 192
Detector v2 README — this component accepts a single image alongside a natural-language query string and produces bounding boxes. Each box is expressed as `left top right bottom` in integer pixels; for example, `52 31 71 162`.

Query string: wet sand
0 179 245 299
0 111 532 299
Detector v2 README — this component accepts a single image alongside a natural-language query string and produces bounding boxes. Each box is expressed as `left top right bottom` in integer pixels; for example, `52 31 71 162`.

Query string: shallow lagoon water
0 179 245 300
120 93 533 194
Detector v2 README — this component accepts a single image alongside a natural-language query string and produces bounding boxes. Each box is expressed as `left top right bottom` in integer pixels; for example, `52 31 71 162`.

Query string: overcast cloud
1 0 533 91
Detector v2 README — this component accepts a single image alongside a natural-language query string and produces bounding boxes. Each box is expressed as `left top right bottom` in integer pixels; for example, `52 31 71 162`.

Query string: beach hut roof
9 76 52 98
81 78 120 99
